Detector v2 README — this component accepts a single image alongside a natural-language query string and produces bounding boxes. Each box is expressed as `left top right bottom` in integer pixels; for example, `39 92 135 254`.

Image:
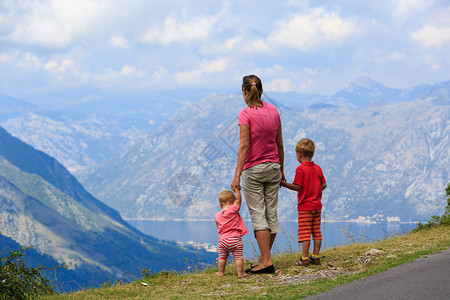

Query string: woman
231 74 285 274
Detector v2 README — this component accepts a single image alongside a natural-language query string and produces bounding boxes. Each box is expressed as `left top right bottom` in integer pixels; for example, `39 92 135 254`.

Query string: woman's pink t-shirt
238 102 281 170
215 204 248 241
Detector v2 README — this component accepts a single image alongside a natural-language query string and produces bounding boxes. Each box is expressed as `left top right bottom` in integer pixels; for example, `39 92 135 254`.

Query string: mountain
0 96 189 174
327 77 432 107
0 78 437 176
0 94 37 120
0 127 216 291
80 81 450 223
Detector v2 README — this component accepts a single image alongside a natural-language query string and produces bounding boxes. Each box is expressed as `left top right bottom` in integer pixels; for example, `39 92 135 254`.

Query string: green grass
43 224 450 299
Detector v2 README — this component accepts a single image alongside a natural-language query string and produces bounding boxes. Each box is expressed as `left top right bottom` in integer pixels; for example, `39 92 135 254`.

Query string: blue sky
0 0 449 106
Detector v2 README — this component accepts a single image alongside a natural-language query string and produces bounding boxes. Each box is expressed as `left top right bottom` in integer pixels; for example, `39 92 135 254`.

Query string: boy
280 138 327 266
215 188 249 277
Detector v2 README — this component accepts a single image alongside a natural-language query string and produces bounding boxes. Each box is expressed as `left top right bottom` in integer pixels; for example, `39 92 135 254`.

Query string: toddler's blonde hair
218 190 236 207
295 138 315 158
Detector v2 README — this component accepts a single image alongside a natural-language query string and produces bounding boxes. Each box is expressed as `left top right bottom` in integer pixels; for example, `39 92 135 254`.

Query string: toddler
280 138 327 266
215 188 248 277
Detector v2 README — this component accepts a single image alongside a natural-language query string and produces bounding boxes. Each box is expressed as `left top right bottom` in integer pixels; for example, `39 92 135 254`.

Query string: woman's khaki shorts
242 162 282 234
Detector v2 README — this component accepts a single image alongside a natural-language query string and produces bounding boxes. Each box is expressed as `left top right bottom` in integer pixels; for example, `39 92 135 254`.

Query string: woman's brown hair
242 75 263 107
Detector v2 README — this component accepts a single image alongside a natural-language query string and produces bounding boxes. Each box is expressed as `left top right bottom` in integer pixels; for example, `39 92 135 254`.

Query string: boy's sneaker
309 256 321 265
295 257 310 266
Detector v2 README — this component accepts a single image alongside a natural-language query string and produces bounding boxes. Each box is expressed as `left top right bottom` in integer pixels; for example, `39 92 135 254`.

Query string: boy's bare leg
301 240 310 258
312 239 322 256
215 259 226 276
235 260 248 277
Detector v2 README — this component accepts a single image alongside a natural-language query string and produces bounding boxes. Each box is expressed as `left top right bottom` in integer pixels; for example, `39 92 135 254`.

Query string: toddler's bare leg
235 260 248 277
215 259 226 276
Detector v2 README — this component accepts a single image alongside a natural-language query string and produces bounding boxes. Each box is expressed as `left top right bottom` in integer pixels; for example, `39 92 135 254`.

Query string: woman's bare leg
253 232 276 267
251 230 273 270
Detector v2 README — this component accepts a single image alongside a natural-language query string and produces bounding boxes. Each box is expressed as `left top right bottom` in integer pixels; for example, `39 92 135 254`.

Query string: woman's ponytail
242 75 263 107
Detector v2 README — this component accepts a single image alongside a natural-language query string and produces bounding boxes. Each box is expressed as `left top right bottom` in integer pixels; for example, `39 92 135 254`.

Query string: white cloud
7 0 107 48
269 8 358 51
266 78 296 92
299 79 314 90
1 1 449 97
303 68 318 75
44 59 75 72
110 36 129 48
392 0 434 22
200 58 229 73
59 59 75 72
120 65 137 77
409 6 450 47
430 64 441 70
44 60 58 70
0 51 18 65
411 25 450 47
266 77 313 92
152 66 170 82
0 50 41 69
139 14 215 46
174 58 230 85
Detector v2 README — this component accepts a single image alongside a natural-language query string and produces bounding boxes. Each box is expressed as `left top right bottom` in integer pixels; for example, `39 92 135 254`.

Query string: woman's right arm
231 124 250 191
276 121 286 183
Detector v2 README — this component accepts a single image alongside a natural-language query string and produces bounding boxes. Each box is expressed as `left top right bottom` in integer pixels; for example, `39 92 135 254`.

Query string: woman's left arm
276 121 286 183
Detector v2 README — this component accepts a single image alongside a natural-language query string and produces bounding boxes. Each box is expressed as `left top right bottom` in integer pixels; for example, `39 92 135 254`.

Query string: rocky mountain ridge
80 80 450 222
1 78 448 223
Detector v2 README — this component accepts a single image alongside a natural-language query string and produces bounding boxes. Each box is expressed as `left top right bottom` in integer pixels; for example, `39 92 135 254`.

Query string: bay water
127 220 416 260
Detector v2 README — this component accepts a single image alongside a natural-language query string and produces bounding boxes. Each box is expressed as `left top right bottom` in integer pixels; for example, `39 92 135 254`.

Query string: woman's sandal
246 265 275 274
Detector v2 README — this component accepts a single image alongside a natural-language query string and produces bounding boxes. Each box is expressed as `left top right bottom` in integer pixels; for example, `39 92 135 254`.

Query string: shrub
0 247 55 299
415 182 450 231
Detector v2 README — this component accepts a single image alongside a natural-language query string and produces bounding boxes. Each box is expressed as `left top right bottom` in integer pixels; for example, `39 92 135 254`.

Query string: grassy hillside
0 126 216 292
46 224 450 299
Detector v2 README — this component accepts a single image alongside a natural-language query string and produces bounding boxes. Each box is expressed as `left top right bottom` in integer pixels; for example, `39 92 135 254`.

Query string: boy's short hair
295 138 315 158
218 190 236 206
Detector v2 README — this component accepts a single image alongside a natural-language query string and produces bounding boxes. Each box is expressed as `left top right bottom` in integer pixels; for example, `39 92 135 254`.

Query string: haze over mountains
1 77 449 224
0 127 215 291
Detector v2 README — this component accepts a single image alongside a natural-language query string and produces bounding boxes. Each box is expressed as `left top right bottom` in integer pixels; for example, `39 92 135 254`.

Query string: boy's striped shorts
297 210 322 242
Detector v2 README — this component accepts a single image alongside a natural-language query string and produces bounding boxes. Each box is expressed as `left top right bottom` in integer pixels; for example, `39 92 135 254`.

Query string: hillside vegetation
46 224 450 299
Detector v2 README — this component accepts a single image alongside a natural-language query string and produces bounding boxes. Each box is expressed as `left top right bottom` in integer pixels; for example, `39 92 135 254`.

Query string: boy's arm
234 188 243 208
280 181 301 191
322 182 327 190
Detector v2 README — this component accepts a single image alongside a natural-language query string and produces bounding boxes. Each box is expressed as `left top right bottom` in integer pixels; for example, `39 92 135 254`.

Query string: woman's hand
280 170 286 187
231 175 241 191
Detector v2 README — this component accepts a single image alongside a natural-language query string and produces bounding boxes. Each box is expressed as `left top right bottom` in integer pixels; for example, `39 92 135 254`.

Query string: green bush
0 247 55 299
415 182 450 231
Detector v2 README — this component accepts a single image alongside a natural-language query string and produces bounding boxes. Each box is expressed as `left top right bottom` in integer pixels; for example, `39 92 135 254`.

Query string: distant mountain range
0 127 215 291
1 78 449 224
78 78 449 223
0 94 190 174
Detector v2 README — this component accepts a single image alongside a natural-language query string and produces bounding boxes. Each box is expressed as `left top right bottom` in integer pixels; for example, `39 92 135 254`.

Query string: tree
0 247 56 299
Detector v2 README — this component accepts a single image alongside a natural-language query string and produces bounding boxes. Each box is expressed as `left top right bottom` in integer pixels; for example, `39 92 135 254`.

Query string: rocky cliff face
80 80 450 222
